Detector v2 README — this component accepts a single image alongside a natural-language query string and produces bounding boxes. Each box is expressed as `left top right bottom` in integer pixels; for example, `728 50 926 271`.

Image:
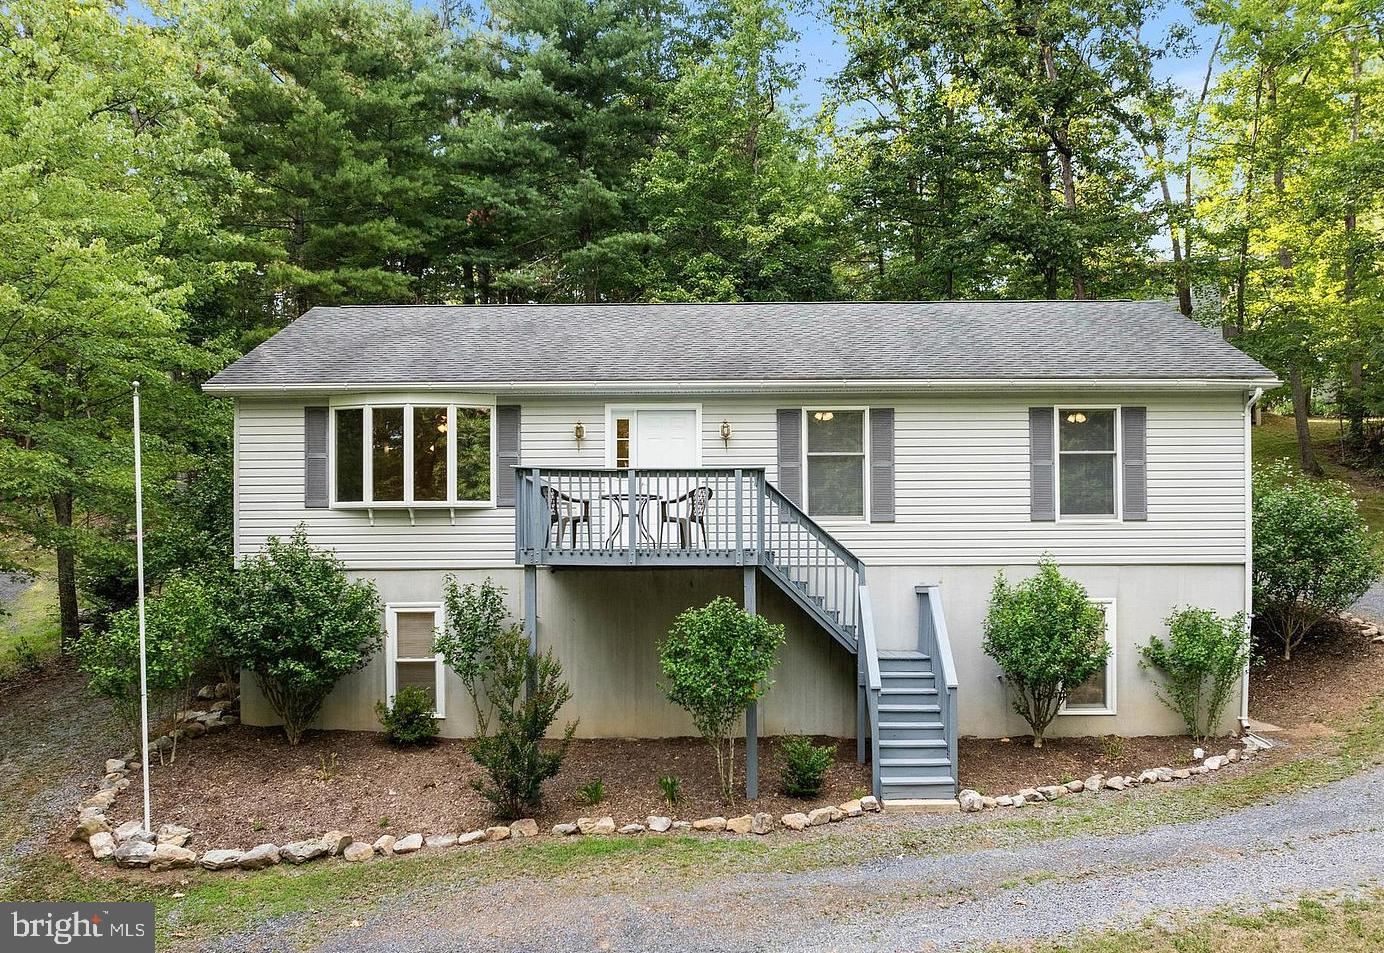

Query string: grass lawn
0 547 61 679
1253 413 1384 533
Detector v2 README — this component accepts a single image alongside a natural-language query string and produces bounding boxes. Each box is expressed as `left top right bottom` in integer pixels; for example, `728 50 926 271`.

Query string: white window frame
1054 405 1122 522
603 404 704 468
802 406 870 522
329 399 496 509
384 603 446 719
1059 599 1117 716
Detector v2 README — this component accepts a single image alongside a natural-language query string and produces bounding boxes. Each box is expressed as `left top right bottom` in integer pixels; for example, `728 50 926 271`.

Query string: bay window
332 402 494 506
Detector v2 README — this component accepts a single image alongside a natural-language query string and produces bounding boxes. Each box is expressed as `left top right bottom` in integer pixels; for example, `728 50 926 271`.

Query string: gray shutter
1029 407 1055 522
776 409 802 504
495 404 521 507
1122 406 1148 521
869 408 895 522
304 406 329 508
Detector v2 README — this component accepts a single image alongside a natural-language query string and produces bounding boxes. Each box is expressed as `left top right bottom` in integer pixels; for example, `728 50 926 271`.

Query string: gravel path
0 570 33 608
223 764 1384 953
1351 579 1384 622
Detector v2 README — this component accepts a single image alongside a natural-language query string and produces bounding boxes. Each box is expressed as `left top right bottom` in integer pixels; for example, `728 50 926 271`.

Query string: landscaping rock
113 821 152 844
343 842 374 862
1138 770 1160 785
806 808 834 827
995 795 1014 807
113 841 155 868
457 830 486 845
646 816 672 833
693 816 728 832
149 844 197 871
551 823 579 836
958 790 984 813
1104 777 1127 791
781 812 809 831
210 700 234 713
321 830 352 855
199 849 243 870
671 821 692 831
88 832 115 860
618 823 646 835
725 815 753 834
196 685 216 700
157 824 193 848
751 813 774 835
1017 788 1043 803
1011 795 1026 808
1065 780 1085 793
510 818 539 838
484 826 511 842
1227 748 1241 763
578 816 616 835
1155 767 1174 782
425 833 458 849
838 799 863 818
280 840 329 864
181 722 207 740
981 796 998 809
373 835 396 855
1204 756 1227 771
105 759 127 774
83 789 117 811
101 775 130 792
1084 776 1104 793
860 796 880 812
393 833 424 853
1173 768 1191 780
72 814 110 842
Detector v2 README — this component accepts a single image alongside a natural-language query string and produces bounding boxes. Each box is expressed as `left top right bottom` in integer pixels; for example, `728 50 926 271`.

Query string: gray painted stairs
876 650 957 801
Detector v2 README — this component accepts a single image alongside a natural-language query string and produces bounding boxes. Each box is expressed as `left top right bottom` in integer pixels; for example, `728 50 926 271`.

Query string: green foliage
437 576 516 735
658 774 683 808
983 558 1110 748
470 631 576 821
215 529 383 745
75 573 214 754
576 779 606 807
1141 608 1251 741
777 736 836 798
659 596 784 801
1253 462 1384 660
375 686 440 747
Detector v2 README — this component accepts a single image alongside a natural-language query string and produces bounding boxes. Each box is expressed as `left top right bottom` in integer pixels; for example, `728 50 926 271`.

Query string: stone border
956 737 1272 813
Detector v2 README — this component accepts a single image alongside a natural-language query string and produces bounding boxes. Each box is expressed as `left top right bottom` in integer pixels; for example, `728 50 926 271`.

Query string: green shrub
76 572 213 756
983 557 1109 748
778 736 836 798
436 576 515 734
659 596 784 802
216 528 383 745
375 685 440 747
577 778 605 806
658 774 682 808
1253 462 1383 660
470 630 576 820
1141 607 1250 741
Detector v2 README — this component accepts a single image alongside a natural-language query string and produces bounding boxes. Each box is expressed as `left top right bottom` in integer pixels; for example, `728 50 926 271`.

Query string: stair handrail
857 582 882 799
916 584 959 795
761 480 864 573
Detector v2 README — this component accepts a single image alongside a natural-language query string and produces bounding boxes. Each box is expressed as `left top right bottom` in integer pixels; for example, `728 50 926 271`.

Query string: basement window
386 605 445 718
1060 600 1116 716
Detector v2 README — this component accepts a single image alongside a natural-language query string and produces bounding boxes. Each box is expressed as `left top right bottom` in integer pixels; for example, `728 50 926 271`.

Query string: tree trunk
1289 365 1323 476
1344 40 1365 444
1041 41 1085 300
52 490 80 651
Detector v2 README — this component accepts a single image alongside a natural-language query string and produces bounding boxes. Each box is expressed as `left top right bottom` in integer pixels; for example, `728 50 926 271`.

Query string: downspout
1240 386 1264 733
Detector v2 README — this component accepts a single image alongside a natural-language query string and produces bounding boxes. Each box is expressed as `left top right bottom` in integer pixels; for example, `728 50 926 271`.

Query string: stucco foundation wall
240 561 1246 742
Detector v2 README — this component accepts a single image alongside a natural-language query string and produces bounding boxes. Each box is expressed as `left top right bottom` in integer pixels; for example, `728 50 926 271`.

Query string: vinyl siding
234 390 1247 568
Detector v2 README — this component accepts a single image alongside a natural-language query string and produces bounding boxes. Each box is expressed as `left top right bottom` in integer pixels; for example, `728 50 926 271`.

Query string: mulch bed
1252 618 1384 732
104 730 870 849
958 734 1198 797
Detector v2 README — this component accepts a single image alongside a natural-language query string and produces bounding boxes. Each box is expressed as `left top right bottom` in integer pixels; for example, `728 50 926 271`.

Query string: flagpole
133 381 152 834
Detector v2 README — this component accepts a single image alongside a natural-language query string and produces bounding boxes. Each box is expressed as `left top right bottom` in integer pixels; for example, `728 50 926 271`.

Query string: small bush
376 685 440 747
983 557 1109 748
658 774 682 808
577 779 605 806
437 576 515 734
470 631 577 820
1253 462 1383 660
778 736 836 798
1141 607 1249 741
659 596 784 802
216 528 383 745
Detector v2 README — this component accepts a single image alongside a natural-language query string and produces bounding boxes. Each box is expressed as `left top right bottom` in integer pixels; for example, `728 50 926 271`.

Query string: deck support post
523 565 538 694
743 565 758 800
857 648 867 764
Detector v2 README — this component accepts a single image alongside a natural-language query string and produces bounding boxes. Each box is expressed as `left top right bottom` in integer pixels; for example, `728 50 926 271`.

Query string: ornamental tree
982 558 1109 748
436 576 515 735
216 528 383 744
659 596 784 801
1141 607 1249 741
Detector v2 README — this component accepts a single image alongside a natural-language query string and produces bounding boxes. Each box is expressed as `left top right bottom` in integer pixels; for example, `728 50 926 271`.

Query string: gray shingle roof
204 300 1275 390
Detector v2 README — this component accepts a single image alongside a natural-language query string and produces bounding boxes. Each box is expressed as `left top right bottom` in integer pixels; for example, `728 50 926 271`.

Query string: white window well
385 604 445 718
1060 599 1116 716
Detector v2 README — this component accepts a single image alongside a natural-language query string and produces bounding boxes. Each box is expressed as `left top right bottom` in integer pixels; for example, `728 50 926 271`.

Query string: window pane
615 418 630 468
396 660 437 708
455 407 492 502
1059 409 1115 451
395 611 437 658
1059 454 1115 516
808 455 864 517
807 410 864 453
334 408 363 502
1065 662 1108 708
372 407 405 501
413 407 448 502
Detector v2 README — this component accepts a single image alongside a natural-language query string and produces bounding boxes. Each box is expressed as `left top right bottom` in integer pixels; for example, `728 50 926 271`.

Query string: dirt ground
1251 619 1384 733
957 733 1199 796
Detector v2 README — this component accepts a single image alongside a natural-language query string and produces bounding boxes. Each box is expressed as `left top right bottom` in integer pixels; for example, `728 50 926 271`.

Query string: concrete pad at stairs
883 798 960 814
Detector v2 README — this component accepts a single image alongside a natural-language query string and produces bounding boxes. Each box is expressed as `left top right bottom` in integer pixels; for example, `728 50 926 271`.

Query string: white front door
613 409 699 467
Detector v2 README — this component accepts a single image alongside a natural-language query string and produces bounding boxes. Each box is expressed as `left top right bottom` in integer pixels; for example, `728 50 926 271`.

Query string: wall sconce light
1064 411 1088 424
720 420 733 448
573 421 586 447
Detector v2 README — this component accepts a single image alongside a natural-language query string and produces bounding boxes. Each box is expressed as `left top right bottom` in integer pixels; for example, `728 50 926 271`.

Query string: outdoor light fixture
573 421 586 446
1065 411 1088 424
813 411 834 421
720 419 733 447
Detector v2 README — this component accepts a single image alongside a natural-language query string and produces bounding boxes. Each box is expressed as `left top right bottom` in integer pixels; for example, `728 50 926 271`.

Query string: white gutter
1240 386 1264 732
204 376 1283 397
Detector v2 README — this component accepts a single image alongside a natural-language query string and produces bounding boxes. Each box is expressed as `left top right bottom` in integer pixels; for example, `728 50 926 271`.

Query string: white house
204 300 1277 806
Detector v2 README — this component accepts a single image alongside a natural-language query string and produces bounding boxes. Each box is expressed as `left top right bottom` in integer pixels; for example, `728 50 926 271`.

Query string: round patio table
600 492 662 548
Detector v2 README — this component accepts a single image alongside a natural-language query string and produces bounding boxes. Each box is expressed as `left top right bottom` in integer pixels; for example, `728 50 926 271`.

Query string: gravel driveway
1351 580 1384 622
216 764 1384 953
